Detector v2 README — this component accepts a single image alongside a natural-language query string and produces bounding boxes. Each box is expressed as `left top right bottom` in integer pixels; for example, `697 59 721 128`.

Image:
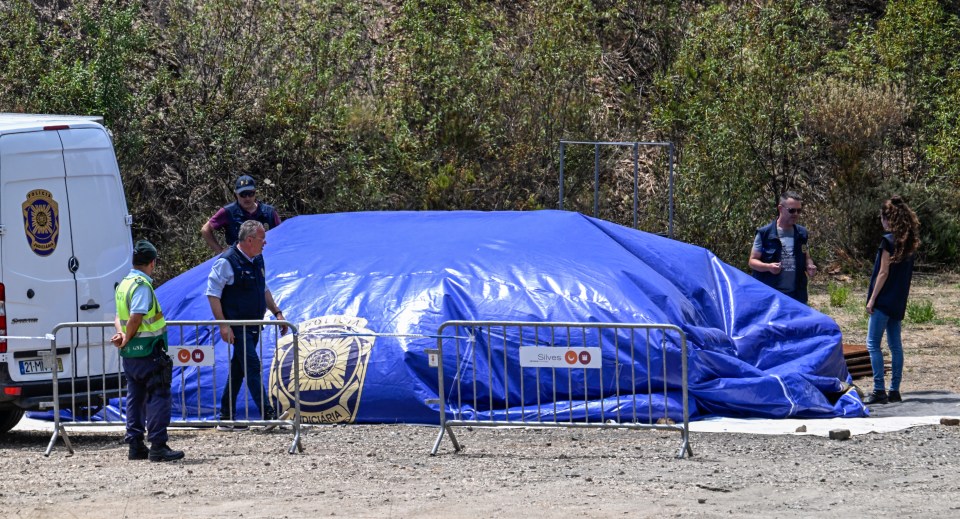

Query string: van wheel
0 408 25 434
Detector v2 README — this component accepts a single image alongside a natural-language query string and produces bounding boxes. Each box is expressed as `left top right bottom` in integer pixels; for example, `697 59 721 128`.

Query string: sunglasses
782 207 803 215
238 191 256 198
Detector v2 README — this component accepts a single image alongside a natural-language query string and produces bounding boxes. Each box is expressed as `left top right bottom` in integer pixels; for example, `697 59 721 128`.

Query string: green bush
828 282 850 307
874 1 960 184
652 2 831 263
906 300 936 324
2 0 959 283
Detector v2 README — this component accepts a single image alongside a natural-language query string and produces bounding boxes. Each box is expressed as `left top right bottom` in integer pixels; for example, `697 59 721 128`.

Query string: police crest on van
22 188 60 256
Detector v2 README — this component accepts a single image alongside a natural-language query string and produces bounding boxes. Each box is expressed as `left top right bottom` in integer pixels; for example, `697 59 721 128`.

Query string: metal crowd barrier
43 319 303 456
428 321 693 458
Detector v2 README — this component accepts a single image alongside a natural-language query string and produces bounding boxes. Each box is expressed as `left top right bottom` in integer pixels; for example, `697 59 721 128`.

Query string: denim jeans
219 325 275 420
866 308 904 393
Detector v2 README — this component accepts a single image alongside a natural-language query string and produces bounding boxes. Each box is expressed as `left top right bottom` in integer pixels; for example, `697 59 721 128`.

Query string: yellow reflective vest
115 271 167 358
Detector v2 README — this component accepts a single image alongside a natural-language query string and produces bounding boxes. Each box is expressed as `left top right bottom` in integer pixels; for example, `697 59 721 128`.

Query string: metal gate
43 319 303 456
558 140 676 237
429 321 693 458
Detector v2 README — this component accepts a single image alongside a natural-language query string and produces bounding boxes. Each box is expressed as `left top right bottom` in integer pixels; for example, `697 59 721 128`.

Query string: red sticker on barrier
579 351 591 365
168 346 214 367
564 350 578 364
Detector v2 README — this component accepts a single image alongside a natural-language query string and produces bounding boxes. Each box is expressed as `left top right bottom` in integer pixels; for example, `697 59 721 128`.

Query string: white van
0 114 132 433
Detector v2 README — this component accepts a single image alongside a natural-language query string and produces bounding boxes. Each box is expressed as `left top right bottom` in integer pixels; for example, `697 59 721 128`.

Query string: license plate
19 357 64 375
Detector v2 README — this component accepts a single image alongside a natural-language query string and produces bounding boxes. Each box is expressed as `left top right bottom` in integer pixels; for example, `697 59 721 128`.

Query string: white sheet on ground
689 414 956 437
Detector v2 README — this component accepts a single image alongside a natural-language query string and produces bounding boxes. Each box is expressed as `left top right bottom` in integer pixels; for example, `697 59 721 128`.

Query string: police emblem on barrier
22 189 60 256
270 315 374 424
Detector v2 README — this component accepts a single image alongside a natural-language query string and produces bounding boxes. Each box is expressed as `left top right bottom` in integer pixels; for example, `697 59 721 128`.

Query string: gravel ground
1 422 960 518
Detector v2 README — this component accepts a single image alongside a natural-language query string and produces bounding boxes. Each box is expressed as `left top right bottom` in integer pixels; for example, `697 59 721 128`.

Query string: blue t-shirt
125 269 154 315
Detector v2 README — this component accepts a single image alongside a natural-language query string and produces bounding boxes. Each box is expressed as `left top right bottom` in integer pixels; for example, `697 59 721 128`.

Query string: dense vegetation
2 0 958 280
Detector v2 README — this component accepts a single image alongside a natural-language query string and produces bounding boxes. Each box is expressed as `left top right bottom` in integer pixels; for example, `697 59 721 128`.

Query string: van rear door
0 126 126 385
59 127 130 376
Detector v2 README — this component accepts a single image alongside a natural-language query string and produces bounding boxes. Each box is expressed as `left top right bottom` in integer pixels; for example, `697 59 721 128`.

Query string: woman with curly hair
863 195 921 405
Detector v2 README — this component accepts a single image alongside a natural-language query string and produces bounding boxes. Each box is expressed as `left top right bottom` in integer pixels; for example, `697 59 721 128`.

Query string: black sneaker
148 443 185 462
263 409 277 421
128 440 149 461
863 390 888 405
888 390 902 403
216 423 249 431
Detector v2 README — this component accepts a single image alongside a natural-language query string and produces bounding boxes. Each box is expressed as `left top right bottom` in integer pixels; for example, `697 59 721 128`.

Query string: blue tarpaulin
153 210 865 423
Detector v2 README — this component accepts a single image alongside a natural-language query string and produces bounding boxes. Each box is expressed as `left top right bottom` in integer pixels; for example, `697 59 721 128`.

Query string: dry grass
809 272 960 393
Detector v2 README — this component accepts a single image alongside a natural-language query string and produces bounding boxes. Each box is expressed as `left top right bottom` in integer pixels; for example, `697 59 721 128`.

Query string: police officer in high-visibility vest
111 240 185 462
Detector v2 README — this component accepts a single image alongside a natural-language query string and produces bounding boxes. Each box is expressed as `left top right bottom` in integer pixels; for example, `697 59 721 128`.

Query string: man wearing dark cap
201 174 281 255
111 240 185 462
